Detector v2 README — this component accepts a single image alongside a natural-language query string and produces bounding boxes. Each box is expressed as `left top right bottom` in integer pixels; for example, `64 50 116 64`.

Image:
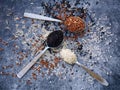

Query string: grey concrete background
0 0 120 90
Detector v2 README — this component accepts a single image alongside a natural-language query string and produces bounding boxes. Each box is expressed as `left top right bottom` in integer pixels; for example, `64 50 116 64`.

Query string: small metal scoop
17 30 64 78
60 49 109 86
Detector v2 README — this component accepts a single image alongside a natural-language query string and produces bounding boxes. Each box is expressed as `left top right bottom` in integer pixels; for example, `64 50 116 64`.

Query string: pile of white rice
60 49 77 64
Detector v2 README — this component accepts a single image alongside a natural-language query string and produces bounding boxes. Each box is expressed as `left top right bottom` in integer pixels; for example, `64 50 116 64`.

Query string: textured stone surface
0 0 120 90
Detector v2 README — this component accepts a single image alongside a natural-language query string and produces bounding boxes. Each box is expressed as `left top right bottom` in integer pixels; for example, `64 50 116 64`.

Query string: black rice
47 30 63 47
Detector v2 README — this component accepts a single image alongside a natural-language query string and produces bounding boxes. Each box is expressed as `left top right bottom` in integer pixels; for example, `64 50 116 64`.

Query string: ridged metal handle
24 13 62 22
17 46 49 78
76 61 109 86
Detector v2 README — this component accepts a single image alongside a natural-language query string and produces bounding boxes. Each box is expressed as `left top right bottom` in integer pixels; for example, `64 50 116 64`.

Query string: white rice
60 49 77 64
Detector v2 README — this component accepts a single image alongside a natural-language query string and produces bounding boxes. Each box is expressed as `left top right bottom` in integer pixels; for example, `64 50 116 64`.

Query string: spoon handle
17 46 49 78
75 61 109 86
24 13 62 22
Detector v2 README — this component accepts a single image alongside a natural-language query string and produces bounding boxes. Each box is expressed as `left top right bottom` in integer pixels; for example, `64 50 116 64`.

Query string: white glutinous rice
60 49 77 64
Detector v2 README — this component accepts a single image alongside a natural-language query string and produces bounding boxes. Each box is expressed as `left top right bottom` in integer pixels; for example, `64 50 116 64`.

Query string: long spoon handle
17 46 49 78
24 13 62 22
76 61 109 86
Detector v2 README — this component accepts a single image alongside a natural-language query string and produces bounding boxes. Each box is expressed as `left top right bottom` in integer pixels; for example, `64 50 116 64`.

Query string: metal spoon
24 13 62 22
17 30 64 78
60 49 109 86
75 61 109 86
